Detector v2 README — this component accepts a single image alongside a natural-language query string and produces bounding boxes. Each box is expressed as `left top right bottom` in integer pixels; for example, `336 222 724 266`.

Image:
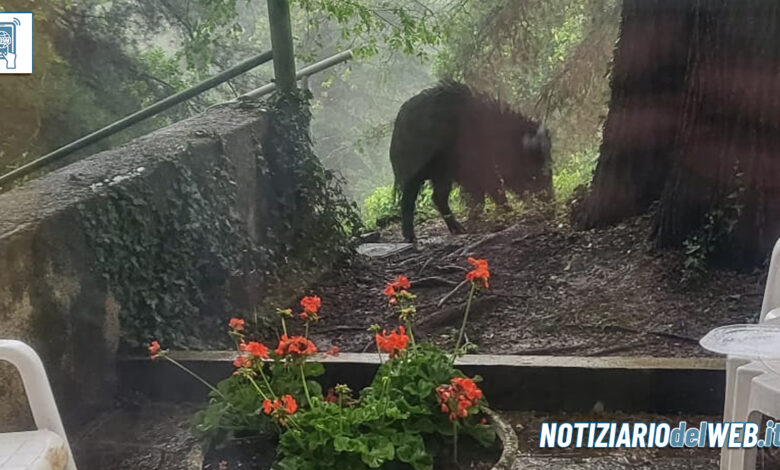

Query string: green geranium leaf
465 423 497 447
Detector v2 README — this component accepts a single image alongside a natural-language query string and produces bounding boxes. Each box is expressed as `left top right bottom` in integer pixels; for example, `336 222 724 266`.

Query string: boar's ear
522 123 546 149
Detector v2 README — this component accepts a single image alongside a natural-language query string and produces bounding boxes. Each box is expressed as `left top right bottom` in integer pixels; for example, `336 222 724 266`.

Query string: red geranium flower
148 341 162 358
262 394 298 425
452 377 483 401
275 334 317 358
281 394 298 414
326 345 340 357
233 355 252 369
300 296 322 321
436 376 484 422
466 257 490 289
262 398 274 415
240 341 269 359
383 284 396 298
375 326 410 359
228 317 245 331
384 275 411 296
383 275 414 306
393 275 411 290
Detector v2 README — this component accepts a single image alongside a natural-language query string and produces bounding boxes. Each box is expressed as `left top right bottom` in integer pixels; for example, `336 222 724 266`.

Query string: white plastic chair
722 359 780 469
0 340 76 470
720 238 780 469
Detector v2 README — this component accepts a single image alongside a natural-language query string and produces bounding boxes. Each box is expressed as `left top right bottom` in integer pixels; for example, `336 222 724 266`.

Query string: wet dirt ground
305 212 764 358
69 211 770 469
71 404 202 470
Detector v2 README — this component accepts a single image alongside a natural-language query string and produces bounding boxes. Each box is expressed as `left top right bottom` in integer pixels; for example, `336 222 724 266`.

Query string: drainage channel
119 353 726 415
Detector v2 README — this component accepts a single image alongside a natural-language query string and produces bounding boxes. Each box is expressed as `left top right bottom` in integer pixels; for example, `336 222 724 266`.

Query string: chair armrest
0 340 76 470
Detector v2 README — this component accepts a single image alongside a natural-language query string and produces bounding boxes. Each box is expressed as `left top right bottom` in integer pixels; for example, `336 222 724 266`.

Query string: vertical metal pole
266 0 297 93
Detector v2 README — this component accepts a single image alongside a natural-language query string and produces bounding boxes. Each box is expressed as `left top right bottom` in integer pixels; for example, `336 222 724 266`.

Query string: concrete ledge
125 351 726 369
120 352 726 415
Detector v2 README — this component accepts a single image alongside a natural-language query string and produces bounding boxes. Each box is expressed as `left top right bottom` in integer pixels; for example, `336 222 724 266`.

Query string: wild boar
390 81 552 242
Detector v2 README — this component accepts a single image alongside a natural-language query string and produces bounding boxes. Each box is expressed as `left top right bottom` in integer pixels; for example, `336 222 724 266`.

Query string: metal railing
0 49 354 188
238 50 353 100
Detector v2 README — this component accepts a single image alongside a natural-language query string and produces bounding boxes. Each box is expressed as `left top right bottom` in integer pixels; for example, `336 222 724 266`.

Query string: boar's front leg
432 176 465 235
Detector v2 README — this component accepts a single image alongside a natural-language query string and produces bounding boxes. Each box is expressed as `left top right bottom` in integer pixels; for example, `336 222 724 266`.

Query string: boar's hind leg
432 177 465 235
401 177 424 243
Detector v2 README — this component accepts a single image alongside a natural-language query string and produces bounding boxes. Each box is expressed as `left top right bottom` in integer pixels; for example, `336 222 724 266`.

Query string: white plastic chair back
759 238 780 322
720 237 780 469
0 340 76 470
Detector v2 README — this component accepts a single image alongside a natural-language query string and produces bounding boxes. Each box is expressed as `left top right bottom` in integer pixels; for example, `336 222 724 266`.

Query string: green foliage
292 0 444 59
362 185 398 228
552 146 598 205
194 352 325 448
129 48 193 107
360 183 543 232
361 184 466 230
268 360 326 406
275 397 433 470
184 265 496 469
176 0 245 72
80 157 255 348
261 89 362 267
368 344 490 440
274 345 494 470
682 163 746 284
193 375 274 447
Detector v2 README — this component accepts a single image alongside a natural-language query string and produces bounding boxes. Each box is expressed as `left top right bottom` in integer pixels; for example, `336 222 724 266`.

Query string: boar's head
503 122 553 199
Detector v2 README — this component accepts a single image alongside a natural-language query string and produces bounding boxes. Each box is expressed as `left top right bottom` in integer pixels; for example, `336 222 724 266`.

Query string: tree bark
580 0 780 266
576 0 695 228
654 0 780 265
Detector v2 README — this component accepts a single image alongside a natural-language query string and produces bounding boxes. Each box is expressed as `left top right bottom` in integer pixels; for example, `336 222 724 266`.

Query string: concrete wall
0 104 268 431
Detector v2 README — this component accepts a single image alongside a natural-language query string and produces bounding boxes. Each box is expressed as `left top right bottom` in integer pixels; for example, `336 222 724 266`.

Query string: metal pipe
0 50 274 188
266 0 297 94
239 49 353 100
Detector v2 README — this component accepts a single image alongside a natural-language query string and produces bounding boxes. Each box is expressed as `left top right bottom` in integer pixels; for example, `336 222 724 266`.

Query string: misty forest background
0 0 619 225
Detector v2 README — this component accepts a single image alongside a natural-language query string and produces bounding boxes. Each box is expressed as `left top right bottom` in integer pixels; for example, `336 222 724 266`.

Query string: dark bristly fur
390 81 552 242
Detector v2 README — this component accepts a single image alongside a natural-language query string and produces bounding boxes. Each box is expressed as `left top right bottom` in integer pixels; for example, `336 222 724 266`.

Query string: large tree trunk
580 0 780 267
576 0 694 228
654 0 780 265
